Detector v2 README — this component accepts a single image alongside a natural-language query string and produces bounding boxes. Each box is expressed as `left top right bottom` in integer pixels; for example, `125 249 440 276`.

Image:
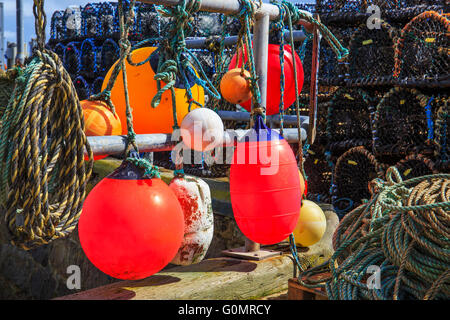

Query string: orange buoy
220 68 252 105
81 100 122 161
102 47 205 135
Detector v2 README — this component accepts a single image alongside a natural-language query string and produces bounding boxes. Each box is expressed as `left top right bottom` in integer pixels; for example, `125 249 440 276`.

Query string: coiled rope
0 0 93 250
295 168 450 300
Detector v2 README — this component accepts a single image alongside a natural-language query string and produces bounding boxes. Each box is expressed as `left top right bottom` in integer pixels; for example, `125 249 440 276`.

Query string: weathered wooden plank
288 278 328 300
55 256 294 300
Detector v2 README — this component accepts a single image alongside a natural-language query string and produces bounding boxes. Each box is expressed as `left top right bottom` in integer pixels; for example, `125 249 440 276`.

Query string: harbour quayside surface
0 0 448 313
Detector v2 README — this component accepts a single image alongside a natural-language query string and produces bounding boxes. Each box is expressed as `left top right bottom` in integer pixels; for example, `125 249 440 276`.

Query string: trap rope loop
0 49 93 250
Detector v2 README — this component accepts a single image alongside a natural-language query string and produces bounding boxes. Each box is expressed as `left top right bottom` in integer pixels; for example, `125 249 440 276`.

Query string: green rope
296 167 450 300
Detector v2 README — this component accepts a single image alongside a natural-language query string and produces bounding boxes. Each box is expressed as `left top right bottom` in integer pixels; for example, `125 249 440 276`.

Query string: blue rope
425 96 435 141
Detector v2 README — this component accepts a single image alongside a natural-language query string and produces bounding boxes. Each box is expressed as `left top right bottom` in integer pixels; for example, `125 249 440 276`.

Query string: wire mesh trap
394 11 450 85
394 154 436 181
304 143 333 203
346 20 398 85
332 146 384 215
325 88 374 155
372 87 434 158
434 97 449 172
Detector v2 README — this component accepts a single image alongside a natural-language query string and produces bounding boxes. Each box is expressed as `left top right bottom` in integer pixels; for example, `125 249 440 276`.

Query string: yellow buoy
102 47 205 135
292 200 326 247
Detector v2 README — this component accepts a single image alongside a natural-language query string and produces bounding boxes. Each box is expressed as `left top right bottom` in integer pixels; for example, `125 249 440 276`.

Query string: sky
1 0 315 49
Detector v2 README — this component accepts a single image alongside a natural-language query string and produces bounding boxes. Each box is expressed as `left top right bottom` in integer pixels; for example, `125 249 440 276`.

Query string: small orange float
220 68 252 105
81 100 122 161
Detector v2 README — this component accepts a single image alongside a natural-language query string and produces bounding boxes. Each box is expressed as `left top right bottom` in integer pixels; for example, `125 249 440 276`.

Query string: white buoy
169 175 214 266
180 108 224 152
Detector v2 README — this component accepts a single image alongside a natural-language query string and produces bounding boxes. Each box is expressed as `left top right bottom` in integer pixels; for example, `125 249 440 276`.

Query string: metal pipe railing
86 127 307 156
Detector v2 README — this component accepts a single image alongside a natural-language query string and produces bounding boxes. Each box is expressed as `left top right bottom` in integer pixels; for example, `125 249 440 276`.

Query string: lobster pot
325 88 374 155
100 39 120 73
80 39 100 77
137 4 160 39
434 99 449 172
316 0 366 15
394 11 450 84
194 12 222 38
169 176 214 266
63 6 82 39
53 43 66 61
91 77 104 95
73 76 90 101
223 15 241 37
191 49 215 80
113 2 138 40
332 146 384 216
373 88 432 161
63 42 81 76
302 26 353 86
395 154 436 181
50 11 65 41
98 2 116 38
81 3 101 38
304 144 333 204
347 20 397 83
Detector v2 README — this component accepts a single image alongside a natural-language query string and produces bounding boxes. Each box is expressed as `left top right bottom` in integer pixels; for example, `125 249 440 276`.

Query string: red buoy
229 116 302 244
78 161 184 280
228 44 304 116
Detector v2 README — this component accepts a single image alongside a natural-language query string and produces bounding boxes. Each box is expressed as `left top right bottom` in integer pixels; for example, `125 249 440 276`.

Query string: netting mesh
80 38 99 75
332 146 384 215
347 20 397 82
73 76 91 100
394 11 450 83
100 38 120 73
373 88 433 157
304 144 333 203
63 42 81 75
434 97 449 169
316 0 367 14
326 88 374 154
50 11 65 41
394 154 436 181
91 77 105 95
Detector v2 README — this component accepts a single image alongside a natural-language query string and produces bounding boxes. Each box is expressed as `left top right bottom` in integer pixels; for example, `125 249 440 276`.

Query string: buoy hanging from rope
292 200 326 247
220 68 253 105
180 108 224 152
169 175 214 266
102 47 205 135
229 115 302 245
78 160 184 280
81 100 122 161
228 44 304 115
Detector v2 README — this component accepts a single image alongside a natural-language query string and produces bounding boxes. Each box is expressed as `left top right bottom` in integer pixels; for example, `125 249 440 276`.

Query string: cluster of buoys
221 44 304 115
79 42 324 281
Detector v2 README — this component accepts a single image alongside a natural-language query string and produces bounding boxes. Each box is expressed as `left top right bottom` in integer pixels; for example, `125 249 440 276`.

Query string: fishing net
63 6 82 40
394 11 450 86
100 38 120 73
304 143 333 203
91 77 105 95
193 12 223 38
332 146 385 216
53 43 66 59
136 3 160 40
395 154 436 181
73 75 91 100
434 98 449 172
63 42 81 76
80 38 100 76
373 88 433 158
346 20 398 85
0 69 17 120
50 10 65 41
81 3 102 38
326 88 373 154
98 2 116 39
316 0 366 14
